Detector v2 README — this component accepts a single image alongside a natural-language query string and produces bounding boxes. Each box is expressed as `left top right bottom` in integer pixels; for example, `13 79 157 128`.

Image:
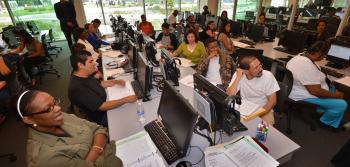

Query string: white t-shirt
229 70 280 107
77 39 99 60
167 14 176 25
206 56 222 85
286 55 329 101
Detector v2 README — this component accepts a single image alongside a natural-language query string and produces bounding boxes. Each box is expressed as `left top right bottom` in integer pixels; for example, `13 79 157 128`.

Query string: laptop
144 81 198 164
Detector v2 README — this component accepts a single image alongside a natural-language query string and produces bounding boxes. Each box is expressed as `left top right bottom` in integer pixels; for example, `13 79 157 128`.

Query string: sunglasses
24 98 61 116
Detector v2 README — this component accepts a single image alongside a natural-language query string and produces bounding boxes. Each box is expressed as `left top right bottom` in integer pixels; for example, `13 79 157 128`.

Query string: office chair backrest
48 29 54 41
275 81 289 113
273 64 293 96
40 34 50 59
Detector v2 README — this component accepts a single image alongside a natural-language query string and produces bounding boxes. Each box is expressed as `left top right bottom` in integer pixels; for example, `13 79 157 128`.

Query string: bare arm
98 95 137 111
305 85 344 98
261 93 277 115
226 69 243 96
11 42 25 54
85 133 108 162
27 41 43 58
219 34 234 52
100 79 125 88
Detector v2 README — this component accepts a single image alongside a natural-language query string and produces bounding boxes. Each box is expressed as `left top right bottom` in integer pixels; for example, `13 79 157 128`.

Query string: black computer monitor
127 40 138 68
246 24 264 42
158 80 198 156
266 24 277 40
26 21 39 34
278 30 307 53
326 42 350 69
135 53 153 98
193 73 243 134
160 49 180 86
231 21 243 37
2 26 18 48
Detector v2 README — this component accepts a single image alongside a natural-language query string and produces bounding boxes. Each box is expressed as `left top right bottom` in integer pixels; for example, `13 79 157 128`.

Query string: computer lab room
1 0 350 167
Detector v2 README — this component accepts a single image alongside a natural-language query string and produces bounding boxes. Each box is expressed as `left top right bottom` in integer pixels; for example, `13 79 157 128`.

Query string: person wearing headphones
286 41 347 129
226 55 280 125
16 90 123 167
196 38 235 89
68 50 137 127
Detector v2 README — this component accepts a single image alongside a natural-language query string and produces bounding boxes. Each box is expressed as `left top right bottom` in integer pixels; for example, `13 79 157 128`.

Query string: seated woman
17 90 123 167
173 30 206 65
11 30 45 85
155 23 179 51
217 21 236 56
199 21 216 43
85 23 109 50
286 41 347 129
68 50 137 127
196 38 236 89
73 27 100 60
314 19 331 43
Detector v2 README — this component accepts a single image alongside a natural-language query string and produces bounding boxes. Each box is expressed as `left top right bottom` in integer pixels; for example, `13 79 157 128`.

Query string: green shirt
27 113 123 167
175 41 206 64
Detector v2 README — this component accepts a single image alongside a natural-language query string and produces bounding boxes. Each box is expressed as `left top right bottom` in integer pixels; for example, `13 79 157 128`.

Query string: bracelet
92 145 104 153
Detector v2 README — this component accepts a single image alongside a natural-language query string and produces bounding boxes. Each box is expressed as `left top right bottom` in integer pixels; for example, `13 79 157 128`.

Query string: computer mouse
176 161 192 167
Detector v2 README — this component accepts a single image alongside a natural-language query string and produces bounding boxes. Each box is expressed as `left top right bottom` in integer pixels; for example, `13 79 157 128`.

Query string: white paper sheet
104 68 125 79
177 57 194 67
107 82 135 100
179 75 194 88
205 149 239 167
232 41 251 48
334 76 350 87
103 50 123 58
235 100 261 117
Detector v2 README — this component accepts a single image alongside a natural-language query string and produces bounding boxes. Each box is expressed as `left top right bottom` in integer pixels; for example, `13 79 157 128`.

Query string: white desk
102 53 300 166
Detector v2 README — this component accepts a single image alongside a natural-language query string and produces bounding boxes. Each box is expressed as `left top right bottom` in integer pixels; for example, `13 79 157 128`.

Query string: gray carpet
1 41 349 167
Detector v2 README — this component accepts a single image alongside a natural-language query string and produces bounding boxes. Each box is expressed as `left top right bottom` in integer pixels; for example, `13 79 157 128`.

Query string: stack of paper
107 82 135 101
177 57 194 67
232 41 251 48
104 68 125 79
205 136 279 167
116 131 166 167
103 50 122 58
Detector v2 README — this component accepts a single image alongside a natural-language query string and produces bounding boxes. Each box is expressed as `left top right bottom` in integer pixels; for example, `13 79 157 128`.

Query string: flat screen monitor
2 27 18 48
246 24 264 42
158 81 198 156
231 21 243 37
26 21 39 34
135 53 152 98
160 49 180 86
326 43 350 68
278 30 307 52
193 73 227 130
128 40 138 68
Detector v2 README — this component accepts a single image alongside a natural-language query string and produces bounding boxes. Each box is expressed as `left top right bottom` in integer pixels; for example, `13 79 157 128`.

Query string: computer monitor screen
193 73 227 129
128 40 138 68
160 49 180 86
231 21 243 37
247 24 264 41
327 44 350 68
278 30 307 52
136 53 152 97
26 21 39 34
158 81 198 154
2 27 18 48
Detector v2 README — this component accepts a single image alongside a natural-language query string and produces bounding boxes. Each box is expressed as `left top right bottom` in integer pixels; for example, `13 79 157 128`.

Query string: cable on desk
188 146 205 166
194 128 213 146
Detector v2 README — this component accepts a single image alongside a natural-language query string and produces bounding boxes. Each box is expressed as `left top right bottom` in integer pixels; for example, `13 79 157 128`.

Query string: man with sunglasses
226 55 280 125
287 41 347 129
17 90 123 167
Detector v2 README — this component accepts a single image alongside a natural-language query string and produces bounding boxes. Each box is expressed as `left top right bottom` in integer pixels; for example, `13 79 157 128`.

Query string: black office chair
47 29 62 54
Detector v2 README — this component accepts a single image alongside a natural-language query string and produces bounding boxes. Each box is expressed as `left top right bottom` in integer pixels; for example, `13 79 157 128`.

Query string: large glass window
145 0 166 30
220 0 234 20
82 0 104 24
181 0 199 13
9 0 63 38
236 0 258 21
0 0 12 30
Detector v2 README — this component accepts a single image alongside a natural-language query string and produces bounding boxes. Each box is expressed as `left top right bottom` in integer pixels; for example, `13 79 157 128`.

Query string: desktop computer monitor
246 24 264 42
326 42 350 69
127 40 138 68
26 21 39 34
135 53 153 98
231 21 243 37
278 30 307 53
160 49 180 86
193 73 244 134
2 26 18 48
157 80 198 157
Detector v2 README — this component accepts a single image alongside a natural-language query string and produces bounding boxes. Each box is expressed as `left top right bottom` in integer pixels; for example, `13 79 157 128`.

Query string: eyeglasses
24 98 61 116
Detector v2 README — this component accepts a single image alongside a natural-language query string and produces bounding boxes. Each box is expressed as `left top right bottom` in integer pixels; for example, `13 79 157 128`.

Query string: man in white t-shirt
167 10 179 32
287 41 347 129
227 55 280 125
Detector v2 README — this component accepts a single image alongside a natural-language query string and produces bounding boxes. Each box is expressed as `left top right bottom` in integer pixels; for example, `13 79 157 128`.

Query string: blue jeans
303 86 347 128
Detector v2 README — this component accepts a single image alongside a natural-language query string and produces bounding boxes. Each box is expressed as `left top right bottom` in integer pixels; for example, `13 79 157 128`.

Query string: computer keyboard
131 81 144 99
239 39 256 46
273 46 300 55
320 67 344 78
144 120 180 164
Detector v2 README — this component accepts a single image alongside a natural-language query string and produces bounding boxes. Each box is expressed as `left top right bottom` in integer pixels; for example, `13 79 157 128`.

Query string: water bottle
137 100 146 124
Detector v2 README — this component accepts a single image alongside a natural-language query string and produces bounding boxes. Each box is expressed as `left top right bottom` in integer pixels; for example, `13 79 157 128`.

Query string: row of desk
100 35 302 166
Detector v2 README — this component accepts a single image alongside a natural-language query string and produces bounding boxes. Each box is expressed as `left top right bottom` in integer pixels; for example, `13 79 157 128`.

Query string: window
82 0 104 24
145 0 166 30
9 0 63 38
220 0 234 20
181 0 199 13
271 0 288 7
236 0 258 21
0 0 12 30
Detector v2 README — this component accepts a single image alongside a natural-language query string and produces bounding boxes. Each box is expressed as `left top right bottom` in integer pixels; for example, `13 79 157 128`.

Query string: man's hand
122 95 138 103
207 50 218 60
235 68 244 78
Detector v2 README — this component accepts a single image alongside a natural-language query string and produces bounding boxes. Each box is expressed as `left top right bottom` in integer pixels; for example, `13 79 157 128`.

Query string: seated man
17 90 123 167
287 41 347 129
226 55 280 125
68 50 137 127
137 14 154 38
196 38 235 89
91 18 106 39
155 23 178 51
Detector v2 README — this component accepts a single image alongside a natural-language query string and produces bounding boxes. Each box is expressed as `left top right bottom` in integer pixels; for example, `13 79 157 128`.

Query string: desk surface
102 51 300 166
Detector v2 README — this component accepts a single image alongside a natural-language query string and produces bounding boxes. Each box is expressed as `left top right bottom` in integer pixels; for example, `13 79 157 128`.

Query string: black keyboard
274 46 300 55
239 39 256 46
320 67 344 78
144 120 180 164
131 81 144 99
